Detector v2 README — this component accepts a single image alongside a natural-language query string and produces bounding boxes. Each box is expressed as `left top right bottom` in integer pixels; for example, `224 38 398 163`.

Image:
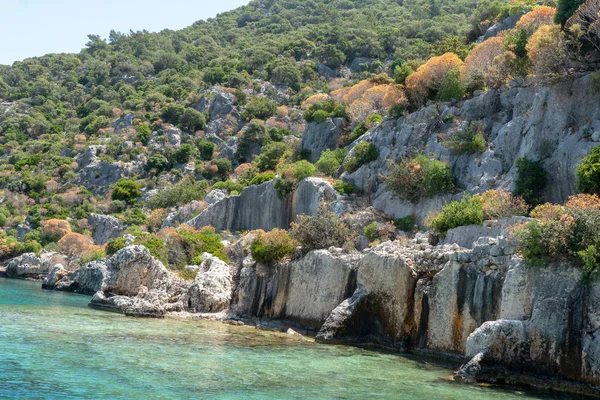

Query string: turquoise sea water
0 278 585 400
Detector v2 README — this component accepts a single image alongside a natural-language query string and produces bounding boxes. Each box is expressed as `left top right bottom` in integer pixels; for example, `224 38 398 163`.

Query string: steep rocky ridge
343 74 600 224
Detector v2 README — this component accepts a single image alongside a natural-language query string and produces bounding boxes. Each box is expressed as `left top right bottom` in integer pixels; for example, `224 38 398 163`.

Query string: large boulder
88 213 125 246
2 252 66 280
89 246 188 316
299 118 345 163
183 253 233 313
43 261 106 295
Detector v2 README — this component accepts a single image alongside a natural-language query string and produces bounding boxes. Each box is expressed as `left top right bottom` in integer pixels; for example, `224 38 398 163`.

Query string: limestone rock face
2 252 66 280
44 262 106 295
183 253 233 313
341 74 600 225
188 178 344 232
187 180 291 231
89 246 188 316
77 145 142 195
88 213 125 245
299 118 345 163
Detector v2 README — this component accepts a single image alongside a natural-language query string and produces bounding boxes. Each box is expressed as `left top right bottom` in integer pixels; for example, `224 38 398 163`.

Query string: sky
0 0 251 65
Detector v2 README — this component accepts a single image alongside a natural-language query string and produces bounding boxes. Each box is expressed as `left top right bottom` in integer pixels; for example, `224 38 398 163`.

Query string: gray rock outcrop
188 178 344 232
43 261 106 295
89 246 188 317
183 253 233 313
342 74 600 225
1 252 66 280
299 118 345 163
88 213 125 245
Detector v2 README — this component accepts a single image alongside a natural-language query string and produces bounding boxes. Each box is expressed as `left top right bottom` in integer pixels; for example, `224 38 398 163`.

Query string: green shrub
428 190 528 236
250 171 275 185
363 222 379 242
343 142 379 173
254 142 289 172
106 237 126 256
146 154 171 173
112 179 142 204
395 215 416 232
212 180 245 193
577 145 600 196
304 99 347 123
250 229 296 264
290 205 351 252
180 108 206 132
124 207 148 225
242 96 277 120
394 63 414 85
591 71 600 94
428 195 484 236
514 194 600 281
147 179 208 209
292 160 315 182
333 180 361 195
178 226 228 263
172 143 196 164
315 148 347 176
197 140 215 161
136 235 169 265
443 122 487 155
514 157 547 208
436 69 465 101
385 155 454 202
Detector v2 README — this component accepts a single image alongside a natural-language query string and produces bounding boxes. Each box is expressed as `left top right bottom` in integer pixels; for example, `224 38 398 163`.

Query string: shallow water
0 278 585 399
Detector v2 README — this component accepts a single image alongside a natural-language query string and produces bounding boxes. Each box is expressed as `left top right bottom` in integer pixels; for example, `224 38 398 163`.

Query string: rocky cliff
344 74 600 224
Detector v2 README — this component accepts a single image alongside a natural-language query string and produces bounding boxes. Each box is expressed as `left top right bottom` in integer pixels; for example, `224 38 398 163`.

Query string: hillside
5 0 600 394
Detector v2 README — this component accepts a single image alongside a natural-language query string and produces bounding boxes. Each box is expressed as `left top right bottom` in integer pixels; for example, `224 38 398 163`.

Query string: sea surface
0 278 586 399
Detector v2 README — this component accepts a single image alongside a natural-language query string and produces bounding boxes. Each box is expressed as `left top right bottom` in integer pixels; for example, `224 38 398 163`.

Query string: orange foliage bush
331 79 407 121
526 25 568 83
461 37 506 89
41 219 72 242
405 53 464 104
58 233 101 259
301 93 330 109
516 6 557 35
480 190 529 219
564 193 600 211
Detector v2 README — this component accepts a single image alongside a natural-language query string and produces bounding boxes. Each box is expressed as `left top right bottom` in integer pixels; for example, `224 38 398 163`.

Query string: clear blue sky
1 0 251 65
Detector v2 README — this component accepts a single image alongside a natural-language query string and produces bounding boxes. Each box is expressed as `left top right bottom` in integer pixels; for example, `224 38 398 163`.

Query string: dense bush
333 180 361 195
443 122 487 155
304 100 347 123
147 179 208 209
291 160 315 182
242 96 277 121
428 190 528 235
343 142 379 173
146 154 171 173
290 205 351 252
212 180 245 194
385 155 454 202
315 148 347 176
253 142 289 172
427 195 484 236
197 140 216 161
250 171 275 185
514 194 600 281
363 222 379 242
577 145 600 196
172 143 196 164
250 229 296 264
436 69 465 101
514 157 547 208
106 237 126 256
112 179 142 204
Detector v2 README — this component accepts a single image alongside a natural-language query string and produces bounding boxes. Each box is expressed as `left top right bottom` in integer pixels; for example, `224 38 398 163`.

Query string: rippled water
0 278 585 399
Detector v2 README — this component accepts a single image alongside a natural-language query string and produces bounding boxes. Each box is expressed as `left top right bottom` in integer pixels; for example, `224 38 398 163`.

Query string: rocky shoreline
3 223 599 397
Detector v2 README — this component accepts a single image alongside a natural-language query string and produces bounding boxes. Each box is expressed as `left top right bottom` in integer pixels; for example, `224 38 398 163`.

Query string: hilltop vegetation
0 0 600 275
